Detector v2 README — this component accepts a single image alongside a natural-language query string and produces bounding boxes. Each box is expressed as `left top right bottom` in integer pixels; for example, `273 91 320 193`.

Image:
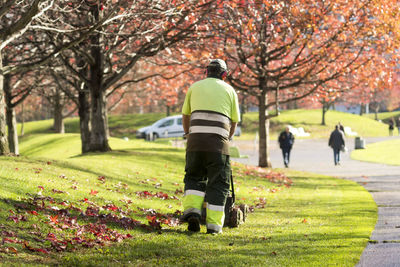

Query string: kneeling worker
181 59 240 234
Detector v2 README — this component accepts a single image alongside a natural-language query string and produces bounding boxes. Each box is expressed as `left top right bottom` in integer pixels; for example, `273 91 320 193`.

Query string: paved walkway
231 136 400 267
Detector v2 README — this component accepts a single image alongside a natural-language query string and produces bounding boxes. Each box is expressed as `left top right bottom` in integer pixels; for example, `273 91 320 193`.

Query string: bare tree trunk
239 94 246 126
3 72 18 154
20 101 25 136
359 103 365 116
87 6 110 152
78 91 91 153
321 103 328 125
89 87 110 151
374 105 379 120
0 53 10 155
6 107 18 155
53 89 65 133
258 92 271 168
53 105 64 133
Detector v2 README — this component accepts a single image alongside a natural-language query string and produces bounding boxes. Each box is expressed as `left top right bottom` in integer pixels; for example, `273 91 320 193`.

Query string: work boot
206 228 222 235
187 215 200 232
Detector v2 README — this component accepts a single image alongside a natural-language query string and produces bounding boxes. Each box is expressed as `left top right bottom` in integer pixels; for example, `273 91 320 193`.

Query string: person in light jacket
328 125 345 165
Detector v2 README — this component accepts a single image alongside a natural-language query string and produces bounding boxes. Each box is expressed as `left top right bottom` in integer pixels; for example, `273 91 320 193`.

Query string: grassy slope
18 109 389 143
364 111 400 122
351 138 400 166
240 109 389 140
0 132 376 266
18 113 168 139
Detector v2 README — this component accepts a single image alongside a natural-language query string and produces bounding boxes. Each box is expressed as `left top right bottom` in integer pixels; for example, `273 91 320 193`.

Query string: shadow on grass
79 228 364 266
70 147 183 158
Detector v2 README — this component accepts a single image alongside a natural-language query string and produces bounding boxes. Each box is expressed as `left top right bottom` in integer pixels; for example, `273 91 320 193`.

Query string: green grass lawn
240 109 389 140
351 138 400 166
18 113 168 140
364 111 400 122
17 109 390 144
0 133 376 266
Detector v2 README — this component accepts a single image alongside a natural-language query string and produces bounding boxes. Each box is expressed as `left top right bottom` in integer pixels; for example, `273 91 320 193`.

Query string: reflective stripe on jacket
187 110 231 155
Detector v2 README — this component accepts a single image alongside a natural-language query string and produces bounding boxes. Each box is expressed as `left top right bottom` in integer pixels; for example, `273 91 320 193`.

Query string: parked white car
136 115 184 139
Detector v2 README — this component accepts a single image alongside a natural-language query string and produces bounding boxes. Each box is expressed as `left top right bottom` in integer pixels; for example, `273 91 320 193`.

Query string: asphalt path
231 135 400 267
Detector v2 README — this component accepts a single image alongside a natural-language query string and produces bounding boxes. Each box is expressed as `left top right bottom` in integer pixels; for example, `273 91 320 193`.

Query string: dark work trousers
184 151 230 207
333 148 341 165
281 148 291 167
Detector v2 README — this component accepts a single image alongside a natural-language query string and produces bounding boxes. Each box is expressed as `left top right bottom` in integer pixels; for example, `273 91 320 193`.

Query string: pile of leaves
232 162 293 187
0 192 181 255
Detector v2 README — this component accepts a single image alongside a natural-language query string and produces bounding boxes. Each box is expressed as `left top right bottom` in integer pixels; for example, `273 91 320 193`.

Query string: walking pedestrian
181 59 240 234
396 117 400 136
389 118 394 136
338 122 345 134
278 126 294 168
328 125 345 166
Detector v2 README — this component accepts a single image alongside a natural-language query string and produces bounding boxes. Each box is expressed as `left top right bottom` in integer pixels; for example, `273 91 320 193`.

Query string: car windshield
159 119 174 128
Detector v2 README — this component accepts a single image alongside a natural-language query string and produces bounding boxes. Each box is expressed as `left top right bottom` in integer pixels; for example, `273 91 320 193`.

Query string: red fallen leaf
47 161 52 165
1 231 16 237
175 189 183 194
86 206 99 216
36 248 49 254
3 237 18 243
7 247 18 254
90 189 98 196
23 241 35 251
103 204 119 211
38 186 44 191
15 168 18 171
302 218 308 223
49 215 59 224
8 214 27 223
155 192 169 200
52 189 65 194
29 210 39 216
98 176 106 183
146 215 161 230
47 233 57 240
9 209 14 214
23 241 49 254
271 251 277 256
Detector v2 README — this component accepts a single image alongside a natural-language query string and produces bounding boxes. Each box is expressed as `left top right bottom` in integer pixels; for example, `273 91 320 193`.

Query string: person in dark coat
396 117 400 136
278 126 295 168
389 118 394 136
328 125 345 165
338 122 345 135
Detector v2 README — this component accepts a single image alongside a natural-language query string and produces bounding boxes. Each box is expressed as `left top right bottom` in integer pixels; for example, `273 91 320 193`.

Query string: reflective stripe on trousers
182 190 205 217
206 203 224 232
